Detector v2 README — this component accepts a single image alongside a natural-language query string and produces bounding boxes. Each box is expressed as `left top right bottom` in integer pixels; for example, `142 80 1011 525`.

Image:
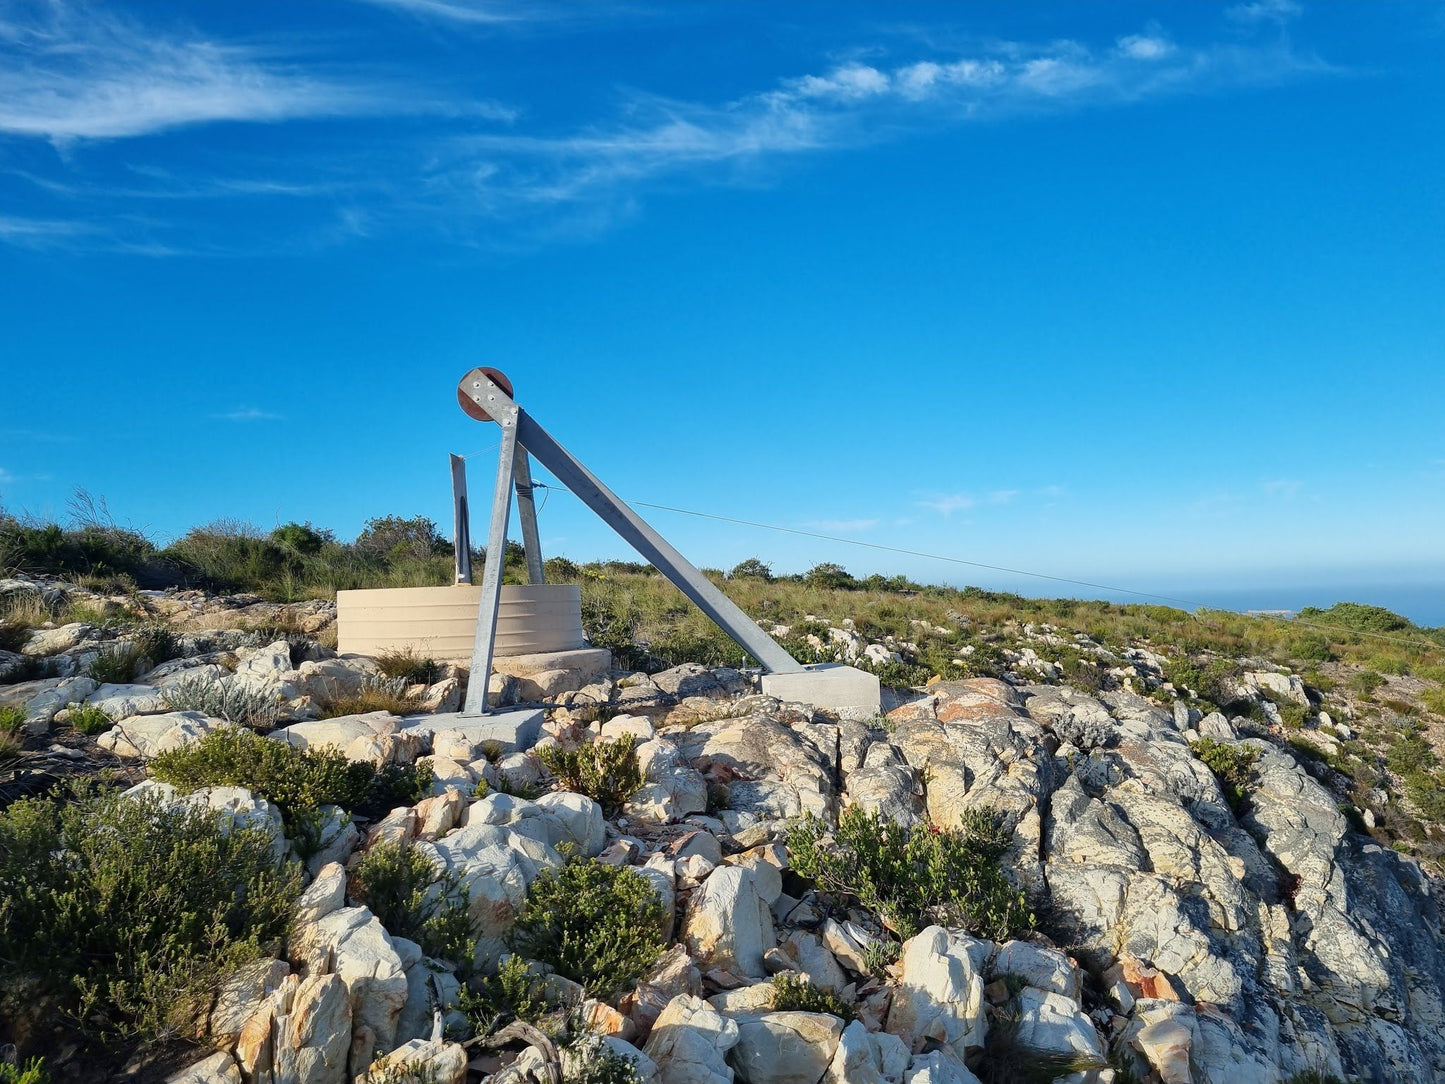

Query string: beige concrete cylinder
336 584 586 663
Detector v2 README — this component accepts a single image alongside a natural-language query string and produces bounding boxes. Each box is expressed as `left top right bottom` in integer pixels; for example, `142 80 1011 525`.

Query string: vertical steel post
513 449 546 585
462 409 520 714
449 453 472 585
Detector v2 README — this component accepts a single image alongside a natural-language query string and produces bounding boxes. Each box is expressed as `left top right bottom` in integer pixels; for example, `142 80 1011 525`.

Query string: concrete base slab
400 708 545 754
491 647 612 682
761 664 881 717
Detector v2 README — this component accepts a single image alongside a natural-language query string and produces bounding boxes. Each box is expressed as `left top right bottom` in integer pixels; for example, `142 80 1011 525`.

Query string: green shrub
131 624 181 667
1386 734 1438 776
862 657 934 689
350 840 474 964
160 674 281 729
728 558 773 581
0 1058 50 1084
0 782 301 1041
1163 657 1240 708
1290 634 1333 663
770 972 854 1021
321 673 425 719
86 642 143 684
786 806 1033 942
562 1034 646 1084
375 648 442 686
67 702 112 736
460 953 550 1034
1404 773 1445 822
1191 738 1258 813
0 706 26 773
537 736 644 817
1423 685 1445 716
1351 670 1385 699
512 856 667 998
151 727 430 823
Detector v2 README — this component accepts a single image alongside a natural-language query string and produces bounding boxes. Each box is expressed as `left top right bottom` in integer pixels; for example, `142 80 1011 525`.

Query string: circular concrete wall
336 583 586 664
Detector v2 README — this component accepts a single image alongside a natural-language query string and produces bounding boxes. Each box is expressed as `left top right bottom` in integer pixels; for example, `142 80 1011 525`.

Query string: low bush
459 953 550 1034
537 736 644 817
67 702 112 736
0 1058 49 1084
0 707 25 773
1191 739 1258 813
511 856 667 998
770 972 854 1021
374 648 442 686
86 643 143 684
150 728 430 823
160 674 281 729
1423 685 1445 716
350 840 474 965
0 782 302 1041
321 673 425 719
1351 670 1385 699
1386 734 1438 776
561 1034 646 1084
786 806 1033 942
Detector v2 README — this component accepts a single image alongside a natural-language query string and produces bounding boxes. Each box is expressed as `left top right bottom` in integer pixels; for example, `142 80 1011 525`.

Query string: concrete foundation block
760 664 881 717
401 708 545 755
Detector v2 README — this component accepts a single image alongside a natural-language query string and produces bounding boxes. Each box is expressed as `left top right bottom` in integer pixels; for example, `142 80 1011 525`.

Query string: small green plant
537 736 644 817
67 702 112 736
770 972 855 1021
562 1033 646 1084
321 673 425 719
512 856 667 998
374 648 442 686
1386 733 1438 776
460 953 551 1035
86 642 143 684
0 707 26 773
1191 738 1258 813
1351 669 1385 699
350 840 474 965
0 782 301 1042
151 727 430 823
0 1057 50 1084
161 674 281 729
786 806 1033 942
131 624 181 668
1422 685 1445 716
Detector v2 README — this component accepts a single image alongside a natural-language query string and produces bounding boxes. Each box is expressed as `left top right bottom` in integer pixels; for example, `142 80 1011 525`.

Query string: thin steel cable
528 483 1444 651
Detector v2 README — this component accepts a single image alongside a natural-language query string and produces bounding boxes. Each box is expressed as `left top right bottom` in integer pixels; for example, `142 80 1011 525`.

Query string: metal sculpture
454 367 802 714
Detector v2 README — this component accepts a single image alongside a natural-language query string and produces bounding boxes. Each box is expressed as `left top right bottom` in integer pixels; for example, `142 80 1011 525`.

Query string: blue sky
2 0 1443 617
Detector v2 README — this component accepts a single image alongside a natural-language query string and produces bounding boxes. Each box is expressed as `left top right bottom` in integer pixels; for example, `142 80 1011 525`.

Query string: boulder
355 1038 467 1084
290 906 408 1054
166 1052 241 1084
685 866 776 979
731 1011 844 1084
642 994 740 1084
886 926 987 1057
98 710 227 758
535 790 607 857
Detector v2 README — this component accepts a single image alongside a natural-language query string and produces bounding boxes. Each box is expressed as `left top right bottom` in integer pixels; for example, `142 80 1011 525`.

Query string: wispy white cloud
806 518 880 533
1116 32 1176 61
448 26 1330 222
1227 0 1304 25
212 407 283 422
0 467 15 485
0 1 377 143
917 493 976 517
0 213 93 247
356 0 530 24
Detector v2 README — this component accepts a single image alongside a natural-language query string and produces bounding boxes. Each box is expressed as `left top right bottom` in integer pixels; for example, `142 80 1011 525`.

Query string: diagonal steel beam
457 369 802 675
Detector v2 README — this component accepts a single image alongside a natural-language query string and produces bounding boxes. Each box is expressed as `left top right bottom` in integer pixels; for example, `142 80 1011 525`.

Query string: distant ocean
948 577 1445 629
1180 584 1445 630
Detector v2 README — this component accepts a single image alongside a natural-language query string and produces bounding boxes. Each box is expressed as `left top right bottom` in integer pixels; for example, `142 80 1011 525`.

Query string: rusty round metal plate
456 367 515 422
